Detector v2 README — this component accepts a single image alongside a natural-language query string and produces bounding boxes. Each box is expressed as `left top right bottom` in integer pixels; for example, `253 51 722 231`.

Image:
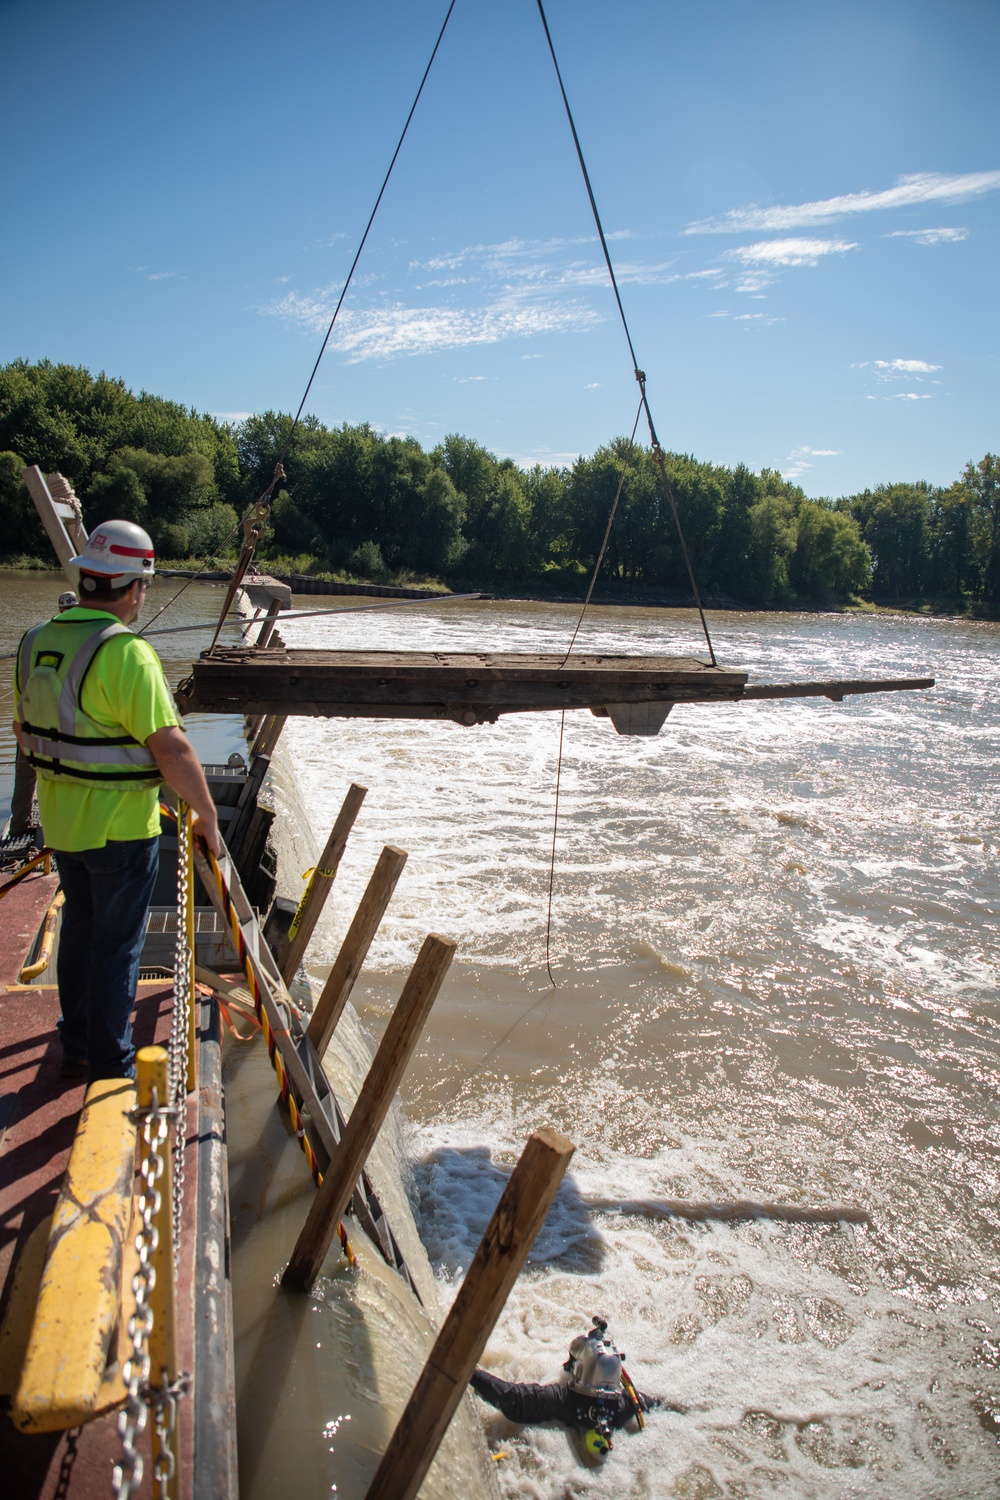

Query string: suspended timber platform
176 648 934 735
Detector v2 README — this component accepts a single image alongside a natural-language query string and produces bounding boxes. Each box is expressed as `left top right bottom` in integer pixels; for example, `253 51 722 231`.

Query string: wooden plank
250 714 287 758
12 1079 137 1433
740 676 935 701
307 845 408 1058
176 649 745 722
178 649 934 725
20 466 81 581
283 933 456 1292
279 783 367 982
364 1128 575 1500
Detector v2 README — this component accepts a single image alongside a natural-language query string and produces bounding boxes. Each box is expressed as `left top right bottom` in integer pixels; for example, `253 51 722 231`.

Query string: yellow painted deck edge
12 1078 136 1432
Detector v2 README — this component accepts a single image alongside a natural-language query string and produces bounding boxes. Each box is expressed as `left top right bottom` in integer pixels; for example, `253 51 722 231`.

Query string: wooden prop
364 1128 575 1500
307 844 408 1057
251 713 287 759
243 600 283 742
279 783 367 982
283 933 455 1292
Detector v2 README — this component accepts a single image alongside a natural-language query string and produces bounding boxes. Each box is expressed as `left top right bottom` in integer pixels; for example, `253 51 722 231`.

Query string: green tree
849 482 932 597
745 493 797 602
0 449 53 558
930 482 977 596
961 454 1000 600
791 501 870 597
187 501 240 558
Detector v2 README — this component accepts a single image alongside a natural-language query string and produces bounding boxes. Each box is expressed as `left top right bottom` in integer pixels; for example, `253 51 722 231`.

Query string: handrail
19 888 64 982
0 847 53 901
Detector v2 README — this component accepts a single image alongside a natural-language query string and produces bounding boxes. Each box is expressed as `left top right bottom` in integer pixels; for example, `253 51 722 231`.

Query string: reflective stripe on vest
16 617 160 786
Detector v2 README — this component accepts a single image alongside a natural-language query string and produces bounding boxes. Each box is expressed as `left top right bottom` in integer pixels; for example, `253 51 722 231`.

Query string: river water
278 597 999 1499
1 577 996 1497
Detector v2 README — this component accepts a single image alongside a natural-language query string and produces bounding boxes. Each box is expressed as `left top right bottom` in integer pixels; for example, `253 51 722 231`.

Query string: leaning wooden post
136 1045 180 1500
307 845 408 1057
244 600 283 742
365 1128 575 1500
251 713 287 760
279 782 367 983
283 933 456 1291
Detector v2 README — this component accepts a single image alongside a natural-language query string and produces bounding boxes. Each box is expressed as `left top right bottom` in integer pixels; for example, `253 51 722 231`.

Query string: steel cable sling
142 0 461 654
534 0 717 668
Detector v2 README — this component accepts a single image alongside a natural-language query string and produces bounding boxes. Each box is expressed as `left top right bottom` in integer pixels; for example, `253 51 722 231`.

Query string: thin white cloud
584 382 600 389
138 270 179 281
416 233 625 274
455 375 487 383
707 310 783 326
888 226 968 245
685 170 1000 234
267 293 600 361
726 237 858 268
505 448 579 469
874 358 941 373
782 445 841 479
211 410 253 423
855 356 942 401
557 260 679 288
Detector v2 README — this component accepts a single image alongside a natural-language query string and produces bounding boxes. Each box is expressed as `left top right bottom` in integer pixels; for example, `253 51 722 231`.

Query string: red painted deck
0 866 199 1498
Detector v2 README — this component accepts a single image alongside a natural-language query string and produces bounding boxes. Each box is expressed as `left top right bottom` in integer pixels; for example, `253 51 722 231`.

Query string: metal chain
113 1095 167 1500
151 1375 178 1500
170 803 193 1276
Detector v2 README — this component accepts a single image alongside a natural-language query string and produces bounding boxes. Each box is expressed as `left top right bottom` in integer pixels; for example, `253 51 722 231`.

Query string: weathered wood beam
307 844 408 1058
176 647 934 727
283 933 456 1291
279 783 367 982
364 1128 575 1500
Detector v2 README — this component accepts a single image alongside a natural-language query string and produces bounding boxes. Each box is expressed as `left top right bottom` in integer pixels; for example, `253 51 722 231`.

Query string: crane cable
141 0 460 647
536 0 716 984
534 0 716 668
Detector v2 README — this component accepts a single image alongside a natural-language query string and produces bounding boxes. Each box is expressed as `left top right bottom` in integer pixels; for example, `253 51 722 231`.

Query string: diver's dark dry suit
470 1369 659 1431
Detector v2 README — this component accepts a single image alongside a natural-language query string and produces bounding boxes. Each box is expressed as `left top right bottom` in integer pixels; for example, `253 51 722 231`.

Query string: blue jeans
55 836 159 1081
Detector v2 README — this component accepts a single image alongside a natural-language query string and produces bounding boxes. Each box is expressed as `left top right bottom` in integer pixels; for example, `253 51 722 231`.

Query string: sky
1 0 998 498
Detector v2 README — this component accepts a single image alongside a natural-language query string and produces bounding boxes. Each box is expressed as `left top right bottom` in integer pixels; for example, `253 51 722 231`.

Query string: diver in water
470 1317 667 1458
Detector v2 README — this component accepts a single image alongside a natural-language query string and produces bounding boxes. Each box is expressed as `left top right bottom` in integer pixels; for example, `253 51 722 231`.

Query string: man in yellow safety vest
13 519 221 1081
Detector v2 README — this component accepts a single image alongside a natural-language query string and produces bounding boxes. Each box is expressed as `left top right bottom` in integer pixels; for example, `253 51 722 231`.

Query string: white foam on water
282 601 1000 1496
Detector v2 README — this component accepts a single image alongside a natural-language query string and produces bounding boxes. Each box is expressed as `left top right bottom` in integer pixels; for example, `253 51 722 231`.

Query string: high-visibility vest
15 616 161 788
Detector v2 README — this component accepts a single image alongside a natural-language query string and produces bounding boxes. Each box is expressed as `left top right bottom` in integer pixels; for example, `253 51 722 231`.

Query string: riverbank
2 556 996 620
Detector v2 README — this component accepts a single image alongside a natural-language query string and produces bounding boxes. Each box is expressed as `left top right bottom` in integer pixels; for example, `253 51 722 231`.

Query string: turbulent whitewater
282 598 999 1499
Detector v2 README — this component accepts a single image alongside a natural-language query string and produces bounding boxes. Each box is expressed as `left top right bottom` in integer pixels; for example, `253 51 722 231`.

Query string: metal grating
146 907 226 935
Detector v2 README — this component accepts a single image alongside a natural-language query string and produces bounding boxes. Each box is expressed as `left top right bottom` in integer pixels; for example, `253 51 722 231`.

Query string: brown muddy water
1 576 997 1498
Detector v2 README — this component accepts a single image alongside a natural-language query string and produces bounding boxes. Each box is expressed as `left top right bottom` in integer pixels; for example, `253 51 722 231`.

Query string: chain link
170 803 194 1276
151 1372 178 1500
113 1095 168 1500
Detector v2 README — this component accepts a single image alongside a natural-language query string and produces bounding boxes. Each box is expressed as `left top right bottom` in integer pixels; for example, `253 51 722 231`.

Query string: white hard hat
70 519 156 584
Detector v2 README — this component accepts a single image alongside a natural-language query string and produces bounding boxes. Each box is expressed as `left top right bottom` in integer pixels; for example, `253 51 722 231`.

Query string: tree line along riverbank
1 359 997 613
